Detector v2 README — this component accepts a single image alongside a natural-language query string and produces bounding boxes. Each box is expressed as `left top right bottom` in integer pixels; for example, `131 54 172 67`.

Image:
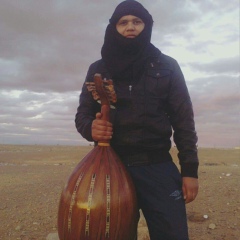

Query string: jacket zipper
129 85 132 96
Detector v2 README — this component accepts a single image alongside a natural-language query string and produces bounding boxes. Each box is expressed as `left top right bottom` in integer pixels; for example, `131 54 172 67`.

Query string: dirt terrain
0 144 239 240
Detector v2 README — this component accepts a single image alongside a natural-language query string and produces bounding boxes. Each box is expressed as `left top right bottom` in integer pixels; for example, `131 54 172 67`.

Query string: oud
57 74 138 240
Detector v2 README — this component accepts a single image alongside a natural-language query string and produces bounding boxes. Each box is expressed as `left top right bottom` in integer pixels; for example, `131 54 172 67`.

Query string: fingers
92 123 113 141
95 112 102 120
182 184 187 202
92 113 113 142
182 177 199 204
184 188 197 204
184 188 198 204
183 185 196 203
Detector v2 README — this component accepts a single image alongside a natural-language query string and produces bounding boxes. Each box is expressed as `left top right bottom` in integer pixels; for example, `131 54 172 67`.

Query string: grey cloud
0 0 116 92
0 89 82 145
189 75 240 139
188 75 239 147
189 56 240 74
193 0 238 13
0 90 79 122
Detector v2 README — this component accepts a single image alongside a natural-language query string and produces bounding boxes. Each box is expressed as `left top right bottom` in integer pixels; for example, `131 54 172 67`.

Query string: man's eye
134 20 143 25
119 21 127 25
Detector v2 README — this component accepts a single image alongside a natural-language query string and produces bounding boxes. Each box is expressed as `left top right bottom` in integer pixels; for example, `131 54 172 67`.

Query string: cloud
189 56 239 74
188 74 239 147
0 0 117 93
0 89 84 145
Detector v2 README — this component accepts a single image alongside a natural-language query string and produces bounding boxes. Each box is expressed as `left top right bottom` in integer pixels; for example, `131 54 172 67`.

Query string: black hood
101 0 155 79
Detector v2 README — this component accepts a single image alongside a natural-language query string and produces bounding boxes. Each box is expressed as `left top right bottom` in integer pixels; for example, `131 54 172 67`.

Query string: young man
75 1 199 239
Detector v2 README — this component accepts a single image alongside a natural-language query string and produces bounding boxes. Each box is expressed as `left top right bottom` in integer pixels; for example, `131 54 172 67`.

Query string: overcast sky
0 0 239 148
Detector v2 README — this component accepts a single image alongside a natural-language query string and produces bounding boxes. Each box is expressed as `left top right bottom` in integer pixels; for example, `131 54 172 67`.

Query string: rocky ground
0 145 239 240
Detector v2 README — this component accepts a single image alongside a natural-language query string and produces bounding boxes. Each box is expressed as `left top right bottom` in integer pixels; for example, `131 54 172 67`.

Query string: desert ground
0 144 239 240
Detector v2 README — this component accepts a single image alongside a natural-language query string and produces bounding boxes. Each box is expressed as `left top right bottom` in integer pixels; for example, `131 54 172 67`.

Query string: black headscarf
101 0 159 80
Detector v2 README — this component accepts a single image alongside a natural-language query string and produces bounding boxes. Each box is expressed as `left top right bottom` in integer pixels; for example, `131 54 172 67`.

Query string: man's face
116 15 145 38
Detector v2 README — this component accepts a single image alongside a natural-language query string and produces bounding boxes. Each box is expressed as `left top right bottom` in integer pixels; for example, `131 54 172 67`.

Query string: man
75 1 199 239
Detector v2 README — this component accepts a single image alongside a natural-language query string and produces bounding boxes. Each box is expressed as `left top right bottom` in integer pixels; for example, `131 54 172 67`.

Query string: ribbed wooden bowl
57 145 138 240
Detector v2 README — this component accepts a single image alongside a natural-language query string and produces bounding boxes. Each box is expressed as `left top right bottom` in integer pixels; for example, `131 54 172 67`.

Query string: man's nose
126 22 135 30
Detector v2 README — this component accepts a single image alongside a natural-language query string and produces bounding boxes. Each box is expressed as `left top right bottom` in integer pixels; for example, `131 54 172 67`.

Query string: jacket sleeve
75 63 100 142
167 58 199 178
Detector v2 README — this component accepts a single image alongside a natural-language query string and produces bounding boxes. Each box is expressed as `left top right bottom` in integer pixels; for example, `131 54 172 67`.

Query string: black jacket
75 51 199 178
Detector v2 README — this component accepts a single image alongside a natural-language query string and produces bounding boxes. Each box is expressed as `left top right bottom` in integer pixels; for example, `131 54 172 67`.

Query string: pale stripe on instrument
68 172 84 232
85 173 97 236
105 175 111 238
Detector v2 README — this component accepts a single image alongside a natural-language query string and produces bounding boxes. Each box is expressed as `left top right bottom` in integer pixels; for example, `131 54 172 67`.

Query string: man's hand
92 112 113 141
182 177 199 204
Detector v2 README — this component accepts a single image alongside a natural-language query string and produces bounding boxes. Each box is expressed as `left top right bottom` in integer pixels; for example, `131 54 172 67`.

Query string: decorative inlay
68 172 84 232
85 173 96 236
105 175 111 238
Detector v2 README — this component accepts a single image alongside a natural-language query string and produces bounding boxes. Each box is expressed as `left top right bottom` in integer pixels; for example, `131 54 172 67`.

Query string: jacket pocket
145 69 171 98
